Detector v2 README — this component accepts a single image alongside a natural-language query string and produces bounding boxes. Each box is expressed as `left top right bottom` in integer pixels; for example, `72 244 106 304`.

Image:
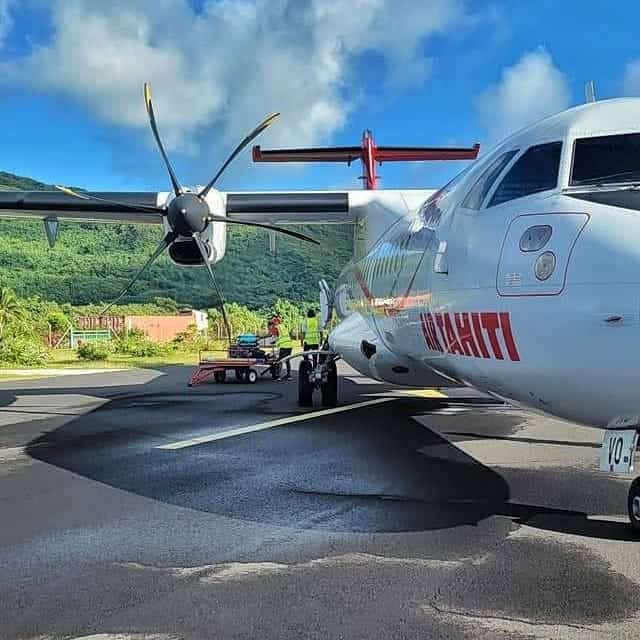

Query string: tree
272 298 304 338
0 170 353 308
208 303 267 339
0 287 25 338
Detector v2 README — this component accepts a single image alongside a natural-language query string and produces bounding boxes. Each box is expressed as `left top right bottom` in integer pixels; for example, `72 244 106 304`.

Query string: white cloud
0 0 14 49
476 48 570 142
0 0 467 157
622 58 640 95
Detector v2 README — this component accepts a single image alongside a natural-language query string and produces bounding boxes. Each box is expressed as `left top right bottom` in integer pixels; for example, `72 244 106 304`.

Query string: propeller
100 231 178 315
55 83 319 342
194 233 232 348
143 83 182 196
205 214 319 244
199 112 280 199
54 185 162 214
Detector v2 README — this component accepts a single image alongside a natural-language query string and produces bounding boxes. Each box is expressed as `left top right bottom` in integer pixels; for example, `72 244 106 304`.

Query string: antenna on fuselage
585 81 597 103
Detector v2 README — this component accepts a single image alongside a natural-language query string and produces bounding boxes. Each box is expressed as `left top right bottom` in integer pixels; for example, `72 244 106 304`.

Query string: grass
0 351 210 381
48 348 217 369
0 345 294 376
0 349 229 372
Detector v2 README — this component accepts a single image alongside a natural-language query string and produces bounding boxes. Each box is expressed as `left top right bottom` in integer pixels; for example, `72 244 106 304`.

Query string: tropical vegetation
0 172 352 309
0 285 321 367
0 169 350 368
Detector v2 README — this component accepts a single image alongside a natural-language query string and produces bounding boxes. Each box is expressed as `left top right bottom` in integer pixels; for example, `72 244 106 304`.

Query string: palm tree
0 288 25 339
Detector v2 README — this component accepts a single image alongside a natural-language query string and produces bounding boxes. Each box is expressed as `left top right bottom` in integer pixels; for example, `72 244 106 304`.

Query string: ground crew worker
301 308 323 366
275 319 293 380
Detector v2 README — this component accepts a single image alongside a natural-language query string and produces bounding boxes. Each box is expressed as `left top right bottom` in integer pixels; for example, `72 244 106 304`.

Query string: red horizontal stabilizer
375 144 480 162
253 146 362 164
252 131 480 190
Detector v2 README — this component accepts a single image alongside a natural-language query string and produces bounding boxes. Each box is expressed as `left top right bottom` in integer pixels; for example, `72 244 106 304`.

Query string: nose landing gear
298 358 338 407
281 350 340 408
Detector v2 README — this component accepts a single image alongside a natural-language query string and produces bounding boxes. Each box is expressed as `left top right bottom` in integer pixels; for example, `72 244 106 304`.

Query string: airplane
2 84 640 531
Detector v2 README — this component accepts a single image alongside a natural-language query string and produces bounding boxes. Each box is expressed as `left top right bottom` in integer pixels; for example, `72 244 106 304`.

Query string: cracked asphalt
1 363 640 639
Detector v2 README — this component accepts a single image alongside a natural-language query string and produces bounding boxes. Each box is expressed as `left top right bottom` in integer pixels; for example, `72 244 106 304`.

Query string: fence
70 328 112 348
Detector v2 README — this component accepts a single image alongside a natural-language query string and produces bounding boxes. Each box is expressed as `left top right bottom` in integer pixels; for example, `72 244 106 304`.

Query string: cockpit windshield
571 132 640 185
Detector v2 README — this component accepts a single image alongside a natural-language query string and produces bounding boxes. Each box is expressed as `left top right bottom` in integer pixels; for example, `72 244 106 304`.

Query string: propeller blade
199 112 280 198
193 233 232 347
55 185 164 214
100 231 177 315
143 82 182 196
206 214 319 244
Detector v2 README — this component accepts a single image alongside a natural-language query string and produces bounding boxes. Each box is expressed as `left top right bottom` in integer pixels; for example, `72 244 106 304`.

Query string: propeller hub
167 193 209 235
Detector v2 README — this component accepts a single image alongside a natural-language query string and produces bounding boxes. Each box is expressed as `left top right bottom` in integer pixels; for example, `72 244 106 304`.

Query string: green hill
0 172 353 309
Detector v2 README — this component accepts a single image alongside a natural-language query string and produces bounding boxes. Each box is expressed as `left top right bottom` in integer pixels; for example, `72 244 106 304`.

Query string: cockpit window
461 150 518 210
489 141 562 207
571 133 640 185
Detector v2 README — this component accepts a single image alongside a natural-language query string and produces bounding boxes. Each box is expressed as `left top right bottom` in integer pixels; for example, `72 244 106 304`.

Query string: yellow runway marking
367 389 448 399
398 389 447 398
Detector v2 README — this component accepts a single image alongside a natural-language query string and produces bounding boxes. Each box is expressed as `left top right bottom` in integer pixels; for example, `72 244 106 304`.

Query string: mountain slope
0 172 353 308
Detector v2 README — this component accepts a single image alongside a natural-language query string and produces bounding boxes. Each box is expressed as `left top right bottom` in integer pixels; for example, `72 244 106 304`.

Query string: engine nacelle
159 188 227 266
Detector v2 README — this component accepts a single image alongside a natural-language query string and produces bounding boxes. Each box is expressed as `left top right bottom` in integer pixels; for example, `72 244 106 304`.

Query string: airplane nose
487 208 640 428
567 208 640 288
543 208 640 426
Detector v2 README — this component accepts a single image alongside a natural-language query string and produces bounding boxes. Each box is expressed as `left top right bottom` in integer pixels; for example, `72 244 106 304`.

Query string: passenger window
489 142 562 207
364 257 373 283
389 222 435 299
461 150 518 210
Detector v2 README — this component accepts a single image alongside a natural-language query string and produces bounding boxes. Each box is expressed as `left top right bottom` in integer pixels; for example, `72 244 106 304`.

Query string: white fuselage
329 98 640 429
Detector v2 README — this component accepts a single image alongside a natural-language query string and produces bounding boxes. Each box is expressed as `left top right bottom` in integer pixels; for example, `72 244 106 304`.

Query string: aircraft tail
253 130 479 190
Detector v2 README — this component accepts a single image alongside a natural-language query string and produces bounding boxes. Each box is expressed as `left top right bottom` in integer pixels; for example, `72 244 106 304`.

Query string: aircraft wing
0 189 436 227
0 190 163 223
225 191 350 224
0 189 353 225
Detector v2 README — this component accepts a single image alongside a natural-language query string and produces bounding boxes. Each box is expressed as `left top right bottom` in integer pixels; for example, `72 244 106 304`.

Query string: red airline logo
420 311 520 362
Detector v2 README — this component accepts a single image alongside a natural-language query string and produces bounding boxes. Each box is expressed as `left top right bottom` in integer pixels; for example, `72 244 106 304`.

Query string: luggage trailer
189 355 279 386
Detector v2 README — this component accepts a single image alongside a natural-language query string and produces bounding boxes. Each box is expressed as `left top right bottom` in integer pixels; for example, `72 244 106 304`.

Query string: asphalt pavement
1 363 639 639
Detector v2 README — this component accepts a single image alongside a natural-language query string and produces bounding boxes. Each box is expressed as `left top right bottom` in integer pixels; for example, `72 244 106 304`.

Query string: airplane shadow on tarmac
2 366 634 541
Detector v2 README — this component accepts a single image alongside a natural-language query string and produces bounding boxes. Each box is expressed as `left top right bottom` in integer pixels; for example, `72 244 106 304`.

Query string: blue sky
0 0 639 193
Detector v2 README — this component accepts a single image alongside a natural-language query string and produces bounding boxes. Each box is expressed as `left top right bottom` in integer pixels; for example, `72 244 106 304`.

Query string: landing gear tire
321 360 338 407
246 369 258 384
214 371 226 384
298 360 313 407
628 477 640 534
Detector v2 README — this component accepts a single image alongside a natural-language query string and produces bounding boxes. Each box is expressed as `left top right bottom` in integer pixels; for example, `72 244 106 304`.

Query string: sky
0 0 639 193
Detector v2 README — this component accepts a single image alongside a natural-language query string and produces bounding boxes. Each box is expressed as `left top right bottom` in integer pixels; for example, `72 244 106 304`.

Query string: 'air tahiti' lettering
420 311 520 362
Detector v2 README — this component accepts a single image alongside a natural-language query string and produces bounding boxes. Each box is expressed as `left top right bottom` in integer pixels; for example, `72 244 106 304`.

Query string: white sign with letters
599 429 638 473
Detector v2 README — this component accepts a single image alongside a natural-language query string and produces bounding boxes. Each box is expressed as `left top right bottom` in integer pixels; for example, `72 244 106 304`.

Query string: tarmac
1 362 640 639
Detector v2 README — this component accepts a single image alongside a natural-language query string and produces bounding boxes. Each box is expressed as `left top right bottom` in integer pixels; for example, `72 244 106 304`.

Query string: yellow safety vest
304 317 321 344
276 324 293 348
